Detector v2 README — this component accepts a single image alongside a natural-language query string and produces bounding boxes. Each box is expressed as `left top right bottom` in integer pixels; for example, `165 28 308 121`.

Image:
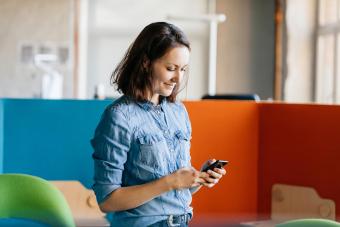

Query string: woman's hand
200 159 227 188
169 167 208 190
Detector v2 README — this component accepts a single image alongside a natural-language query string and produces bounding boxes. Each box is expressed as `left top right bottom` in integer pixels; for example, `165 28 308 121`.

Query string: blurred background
0 0 337 104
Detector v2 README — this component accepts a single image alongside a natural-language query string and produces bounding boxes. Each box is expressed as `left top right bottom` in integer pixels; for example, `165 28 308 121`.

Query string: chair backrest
0 174 75 227
202 94 261 101
271 184 335 221
276 219 340 227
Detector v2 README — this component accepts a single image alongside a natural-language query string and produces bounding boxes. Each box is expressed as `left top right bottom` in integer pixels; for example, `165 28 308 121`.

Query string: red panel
258 103 340 220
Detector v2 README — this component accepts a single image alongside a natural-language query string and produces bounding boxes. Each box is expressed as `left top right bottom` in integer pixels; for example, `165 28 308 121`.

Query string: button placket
163 129 170 135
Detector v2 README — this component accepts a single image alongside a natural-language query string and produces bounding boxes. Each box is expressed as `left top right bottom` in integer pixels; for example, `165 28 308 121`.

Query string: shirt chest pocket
175 130 191 167
137 134 168 176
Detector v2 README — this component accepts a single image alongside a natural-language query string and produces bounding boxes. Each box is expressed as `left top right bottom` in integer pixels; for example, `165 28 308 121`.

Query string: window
315 0 340 103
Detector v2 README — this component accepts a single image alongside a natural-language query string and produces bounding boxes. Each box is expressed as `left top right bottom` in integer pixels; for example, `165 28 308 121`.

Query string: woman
91 22 226 227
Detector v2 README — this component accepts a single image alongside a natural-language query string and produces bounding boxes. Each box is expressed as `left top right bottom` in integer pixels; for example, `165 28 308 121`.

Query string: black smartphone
202 160 229 172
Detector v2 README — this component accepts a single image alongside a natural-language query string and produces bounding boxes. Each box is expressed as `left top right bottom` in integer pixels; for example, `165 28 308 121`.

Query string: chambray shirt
91 95 193 226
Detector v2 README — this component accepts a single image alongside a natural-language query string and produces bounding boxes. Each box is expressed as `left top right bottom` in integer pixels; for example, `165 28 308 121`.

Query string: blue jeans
149 220 188 227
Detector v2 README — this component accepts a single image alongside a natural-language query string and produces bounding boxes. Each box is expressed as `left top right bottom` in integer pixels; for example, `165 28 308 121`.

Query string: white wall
85 0 210 100
0 0 73 98
0 0 277 100
216 0 275 100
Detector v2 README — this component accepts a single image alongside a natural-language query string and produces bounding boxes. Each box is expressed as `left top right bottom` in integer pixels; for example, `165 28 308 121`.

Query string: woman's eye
167 68 176 71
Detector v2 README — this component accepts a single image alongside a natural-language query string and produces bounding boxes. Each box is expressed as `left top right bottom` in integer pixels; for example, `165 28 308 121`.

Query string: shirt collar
136 96 167 111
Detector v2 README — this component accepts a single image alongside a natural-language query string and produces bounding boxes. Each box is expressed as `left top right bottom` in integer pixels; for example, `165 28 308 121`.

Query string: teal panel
0 99 4 173
1 99 112 188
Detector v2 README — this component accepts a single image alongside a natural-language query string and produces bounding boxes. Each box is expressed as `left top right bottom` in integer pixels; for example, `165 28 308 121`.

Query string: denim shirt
91 95 193 226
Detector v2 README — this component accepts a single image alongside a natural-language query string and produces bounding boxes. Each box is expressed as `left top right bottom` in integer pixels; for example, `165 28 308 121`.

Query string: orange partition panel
258 103 340 220
184 101 259 221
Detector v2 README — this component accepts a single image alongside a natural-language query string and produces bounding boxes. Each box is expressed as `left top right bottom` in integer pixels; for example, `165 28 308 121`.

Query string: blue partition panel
0 99 112 188
0 99 4 173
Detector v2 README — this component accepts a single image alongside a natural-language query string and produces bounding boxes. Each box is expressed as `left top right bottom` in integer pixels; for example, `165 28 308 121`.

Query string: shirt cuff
92 184 121 204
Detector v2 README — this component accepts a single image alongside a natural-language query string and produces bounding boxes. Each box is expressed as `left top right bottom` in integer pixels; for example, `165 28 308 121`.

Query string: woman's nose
172 70 182 82
171 76 179 83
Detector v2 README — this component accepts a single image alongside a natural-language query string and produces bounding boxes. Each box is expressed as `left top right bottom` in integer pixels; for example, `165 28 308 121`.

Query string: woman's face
149 45 190 103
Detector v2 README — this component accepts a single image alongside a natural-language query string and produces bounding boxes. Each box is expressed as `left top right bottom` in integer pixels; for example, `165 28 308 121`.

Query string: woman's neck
150 93 160 105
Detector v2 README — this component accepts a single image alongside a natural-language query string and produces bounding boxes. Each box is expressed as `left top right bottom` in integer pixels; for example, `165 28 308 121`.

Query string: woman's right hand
169 167 208 190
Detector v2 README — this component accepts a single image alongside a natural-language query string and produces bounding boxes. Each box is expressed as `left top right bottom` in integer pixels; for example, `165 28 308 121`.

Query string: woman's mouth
164 83 176 89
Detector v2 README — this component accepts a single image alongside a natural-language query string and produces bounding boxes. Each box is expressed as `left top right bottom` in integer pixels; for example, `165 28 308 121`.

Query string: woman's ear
142 57 150 72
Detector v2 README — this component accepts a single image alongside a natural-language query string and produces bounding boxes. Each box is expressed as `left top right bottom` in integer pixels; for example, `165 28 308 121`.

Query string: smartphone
202 160 229 172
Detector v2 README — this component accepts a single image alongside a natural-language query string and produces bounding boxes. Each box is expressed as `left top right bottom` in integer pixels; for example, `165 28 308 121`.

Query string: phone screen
202 160 228 172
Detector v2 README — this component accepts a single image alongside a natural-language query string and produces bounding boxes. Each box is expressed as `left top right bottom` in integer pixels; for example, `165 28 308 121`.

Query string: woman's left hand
200 159 227 188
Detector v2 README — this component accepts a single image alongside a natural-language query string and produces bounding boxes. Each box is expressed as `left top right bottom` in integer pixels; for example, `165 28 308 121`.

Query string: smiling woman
91 22 226 227
149 46 190 103
110 22 191 104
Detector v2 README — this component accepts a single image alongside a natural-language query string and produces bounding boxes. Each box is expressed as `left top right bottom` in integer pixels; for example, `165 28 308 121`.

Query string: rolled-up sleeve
91 108 131 204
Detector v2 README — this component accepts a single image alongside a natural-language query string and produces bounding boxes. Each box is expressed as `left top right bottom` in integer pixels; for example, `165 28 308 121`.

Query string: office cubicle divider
258 103 340 220
0 99 111 188
0 99 3 173
186 101 259 221
1 99 340 223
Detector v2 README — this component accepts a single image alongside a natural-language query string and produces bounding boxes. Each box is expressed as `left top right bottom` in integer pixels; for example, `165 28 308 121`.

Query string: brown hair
111 22 191 102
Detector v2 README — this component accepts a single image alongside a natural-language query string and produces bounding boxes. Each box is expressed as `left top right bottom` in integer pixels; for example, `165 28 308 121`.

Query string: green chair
0 174 75 227
276 219 340 227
